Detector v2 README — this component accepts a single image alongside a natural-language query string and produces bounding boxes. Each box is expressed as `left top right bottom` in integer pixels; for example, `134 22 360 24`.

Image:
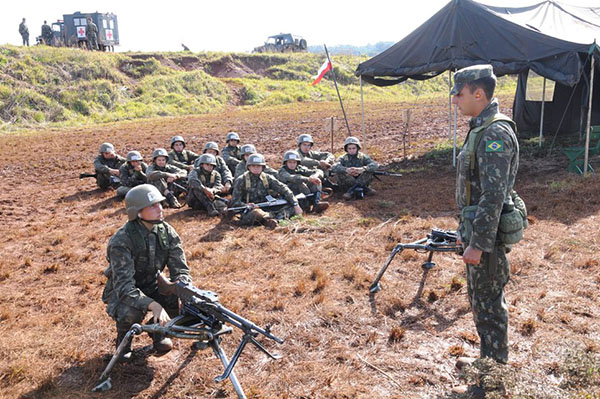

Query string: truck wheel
299 39 307 50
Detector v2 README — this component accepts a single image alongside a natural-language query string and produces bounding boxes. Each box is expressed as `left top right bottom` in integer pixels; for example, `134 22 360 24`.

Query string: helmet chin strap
138 212 163 225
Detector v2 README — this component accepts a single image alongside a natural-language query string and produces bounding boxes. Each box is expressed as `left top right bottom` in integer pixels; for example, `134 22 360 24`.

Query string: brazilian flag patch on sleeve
486 140 504 152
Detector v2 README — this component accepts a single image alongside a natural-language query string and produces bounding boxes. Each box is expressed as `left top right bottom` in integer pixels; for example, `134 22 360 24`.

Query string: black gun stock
79 172 97 179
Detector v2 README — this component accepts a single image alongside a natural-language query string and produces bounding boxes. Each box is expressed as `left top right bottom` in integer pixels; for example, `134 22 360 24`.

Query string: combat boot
342 190 354 200
312 201 329 213
263 218 278 229
152 333 173 353
364 187 377 196
116 326 132 361
165 192 182 209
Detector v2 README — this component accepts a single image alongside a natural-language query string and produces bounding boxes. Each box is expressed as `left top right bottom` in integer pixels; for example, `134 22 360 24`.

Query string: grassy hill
0 46 517 131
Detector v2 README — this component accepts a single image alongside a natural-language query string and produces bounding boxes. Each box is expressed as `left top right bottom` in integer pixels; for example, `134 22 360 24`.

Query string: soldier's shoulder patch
485 140 504 152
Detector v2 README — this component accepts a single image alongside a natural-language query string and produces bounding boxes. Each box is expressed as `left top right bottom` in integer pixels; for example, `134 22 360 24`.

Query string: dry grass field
1 97 599 399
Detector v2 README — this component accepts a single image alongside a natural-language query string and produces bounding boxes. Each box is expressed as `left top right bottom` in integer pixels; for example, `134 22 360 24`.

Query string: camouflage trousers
187 188 227 212
116 185 132 199
239 205 296 226
337 172 374 192
466 245 510 364
287 181 321 211
108 289 179 332
96 172 120 190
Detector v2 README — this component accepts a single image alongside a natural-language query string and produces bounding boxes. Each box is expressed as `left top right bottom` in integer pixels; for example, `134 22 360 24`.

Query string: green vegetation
0 46 517 131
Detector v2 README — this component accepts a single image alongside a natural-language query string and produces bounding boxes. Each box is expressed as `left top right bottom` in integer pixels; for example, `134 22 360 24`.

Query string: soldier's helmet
99 142 115 154
125 184 165 221
240 144 257 156
170 135 185 148
152 148 169 160
198 153 217 166
344 136 362 151
247 153 266 167
226 132 240 142
283 150 301 164
127 151 143 162
203 141 220 154
298 134 314 146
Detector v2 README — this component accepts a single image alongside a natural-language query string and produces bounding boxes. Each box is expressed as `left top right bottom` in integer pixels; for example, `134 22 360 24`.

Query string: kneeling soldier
222 132 242 175
94 142 125 190
331 137 379 200
234 144 279 180
231 153 302 228
188 154 226 217
200 141 233 195
117 151 148 199
168 135 199 172
278 150 329 213
147 148 187 209
102 184 193 358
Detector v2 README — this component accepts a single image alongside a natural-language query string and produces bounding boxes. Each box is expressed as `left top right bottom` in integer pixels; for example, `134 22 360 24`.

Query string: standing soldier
278 150 329 213
451 65 519 372
41 20 52 45
230 153 302 228
93 142 125 190
168 135 199 173
146 148 187 209
117 151 148 199
86 17 98 50
19 18 29 46
234 144 278 179
187 154 226 217
199 141 233 195
221 132 242 175
331 137 379 200
102 184 193 358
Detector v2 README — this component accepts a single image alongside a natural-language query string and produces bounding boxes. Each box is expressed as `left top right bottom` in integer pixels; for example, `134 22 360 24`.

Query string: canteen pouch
511 190 528 229
458 205 478 246
498 206 524 245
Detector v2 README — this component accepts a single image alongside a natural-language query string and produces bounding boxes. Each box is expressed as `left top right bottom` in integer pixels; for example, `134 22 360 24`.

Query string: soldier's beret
451 64 496 95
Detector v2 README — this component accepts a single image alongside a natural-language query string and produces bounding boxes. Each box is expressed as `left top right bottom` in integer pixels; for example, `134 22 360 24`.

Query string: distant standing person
41 20 52 45
19 18 29 46
86 17 98 50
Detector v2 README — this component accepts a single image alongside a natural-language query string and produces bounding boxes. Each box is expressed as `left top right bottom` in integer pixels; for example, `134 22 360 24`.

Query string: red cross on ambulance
77 26 86 38
106 30 113 40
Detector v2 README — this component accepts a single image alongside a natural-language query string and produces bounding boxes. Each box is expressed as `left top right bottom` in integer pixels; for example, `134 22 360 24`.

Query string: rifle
226 193 313 214
93 279 284 399
374 170 403 178
369 228 462 294
79 172 97 178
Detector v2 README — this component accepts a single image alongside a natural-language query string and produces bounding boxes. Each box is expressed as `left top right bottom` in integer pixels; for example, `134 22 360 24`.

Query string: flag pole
324 44 351 136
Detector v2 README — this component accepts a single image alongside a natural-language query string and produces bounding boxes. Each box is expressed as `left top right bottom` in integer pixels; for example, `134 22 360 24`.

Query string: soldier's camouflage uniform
234 159 279 180
187 167 226 213
222 144 241 174
93 153 126 189
102 220 192 336
117 162 148 199
231 172 298 225
41 23 52 45
456 99 519 364
297 147 335 172
146 163 187 195
331 152 379 190
168 149 200 170
86 20 98 50
19 21 29 46
278 164 324 211
195 155 233 189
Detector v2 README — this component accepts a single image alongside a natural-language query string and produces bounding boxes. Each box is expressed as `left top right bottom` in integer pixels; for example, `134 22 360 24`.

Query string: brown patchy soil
1 97 599 399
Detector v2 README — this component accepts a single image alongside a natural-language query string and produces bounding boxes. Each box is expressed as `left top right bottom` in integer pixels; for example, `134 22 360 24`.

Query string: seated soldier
231 153 302 229
278 150 329 213
117 151 148 199
221 132 242 175
147 148 187 209
102 184 192 358
331 136 379 200
234 144 279 179
199 141 233 195
93 142 125 190
297 134 335 173
168 135 199 172
187 154 226 217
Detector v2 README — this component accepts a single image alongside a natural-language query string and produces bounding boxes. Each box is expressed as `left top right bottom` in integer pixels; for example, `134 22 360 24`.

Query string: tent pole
448 70 452 142
584 45 595 175
453 103 457 167
539 78 546 147
360 75 366 146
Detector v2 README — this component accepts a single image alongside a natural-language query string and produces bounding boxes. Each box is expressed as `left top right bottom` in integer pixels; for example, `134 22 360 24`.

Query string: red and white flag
311 59 332 86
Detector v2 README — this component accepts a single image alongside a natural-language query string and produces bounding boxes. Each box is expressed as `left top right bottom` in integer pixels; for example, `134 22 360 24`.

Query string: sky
2 0 598 53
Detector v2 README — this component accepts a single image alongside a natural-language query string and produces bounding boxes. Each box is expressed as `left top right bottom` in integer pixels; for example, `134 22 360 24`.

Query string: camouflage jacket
19 22 28 36
188 167 223 194
87 21 98 36
146 163 187 182
278 164 323 185
231 171 297 207
102 220 192 312
168 149 199 170
331 152 379 174
195 155 233 185
41 24 52 36
456 99 519 252
297 147 335 169
222 145 242 166
119 162 148 188
234 160 279 180
94 154 125 174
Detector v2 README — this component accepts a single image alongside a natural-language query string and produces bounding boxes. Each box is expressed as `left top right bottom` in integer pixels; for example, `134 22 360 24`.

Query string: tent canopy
356 0 600 87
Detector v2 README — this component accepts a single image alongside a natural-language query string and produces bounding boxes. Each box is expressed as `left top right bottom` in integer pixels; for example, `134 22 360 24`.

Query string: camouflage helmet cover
152 148 169 160
170 135 185 148
226 131 240 142
240 144 257 156
297 134 314 146
283 150 301 164
198 153 217 166
203 141 220 154
450 64 496 96
99 142 115 154
247 153 266 167
125 184 165 221
127 150 143 162
344 136 361 151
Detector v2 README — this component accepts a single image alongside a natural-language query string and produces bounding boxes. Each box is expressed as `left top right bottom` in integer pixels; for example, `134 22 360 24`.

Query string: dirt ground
0 97 599 399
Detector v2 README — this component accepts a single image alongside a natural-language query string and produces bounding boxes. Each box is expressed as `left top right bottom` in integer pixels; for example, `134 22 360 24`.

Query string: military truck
253 33 307 53
36 11 119 51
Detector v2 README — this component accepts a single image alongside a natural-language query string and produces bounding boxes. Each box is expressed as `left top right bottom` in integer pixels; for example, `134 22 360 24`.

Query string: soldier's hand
463 245 483 265
167 176 175 183
134 164 142 172
248 203 258 209
148 301 171 326
319 160 332 169
109 169 120 176
222 182 232 193
294 204 303 216
203 187 214 200
309 176 321 185
187 165 194 172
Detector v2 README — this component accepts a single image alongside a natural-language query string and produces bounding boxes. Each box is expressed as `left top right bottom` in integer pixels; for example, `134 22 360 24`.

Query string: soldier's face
300 143 312 153
228 140 239 147
206 149 218 156
173 142 184 152
452 85 478 117
244 154 251 161
248 165 263 175
286 160 298 169
202 163 214 172
155 156 167 167
130 160 142 168
346 145 358 155
139 202 163 222
102 151 115 160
